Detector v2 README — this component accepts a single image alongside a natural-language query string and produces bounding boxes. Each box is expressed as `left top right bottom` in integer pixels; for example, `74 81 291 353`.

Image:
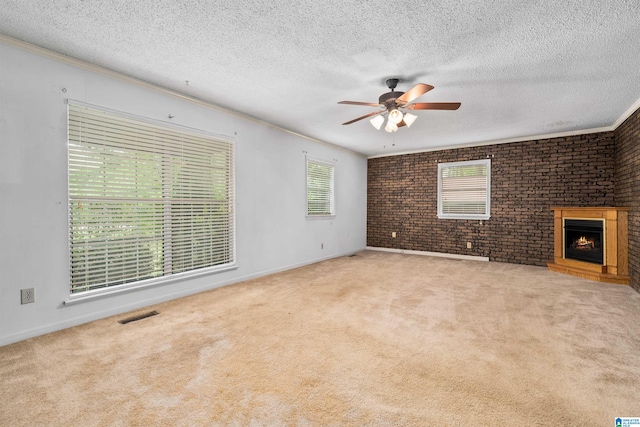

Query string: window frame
67 101 236 300
437 159 491 220
306 157 335 218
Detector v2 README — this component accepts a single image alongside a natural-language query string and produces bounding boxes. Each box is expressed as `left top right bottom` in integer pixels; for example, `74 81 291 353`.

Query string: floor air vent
118 310 159 324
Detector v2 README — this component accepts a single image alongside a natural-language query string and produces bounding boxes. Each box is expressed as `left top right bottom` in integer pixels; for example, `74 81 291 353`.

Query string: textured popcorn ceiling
1 1 639 156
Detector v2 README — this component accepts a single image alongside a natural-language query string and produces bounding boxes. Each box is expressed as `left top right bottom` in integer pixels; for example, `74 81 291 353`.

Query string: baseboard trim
366 246 490 262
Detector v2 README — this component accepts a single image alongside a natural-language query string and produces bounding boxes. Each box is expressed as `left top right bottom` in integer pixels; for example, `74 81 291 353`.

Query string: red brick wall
367 132 616 267
614 107 640 292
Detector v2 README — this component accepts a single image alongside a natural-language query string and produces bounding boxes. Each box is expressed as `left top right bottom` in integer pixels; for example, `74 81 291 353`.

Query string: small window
438 159 491 220
306 158 334 217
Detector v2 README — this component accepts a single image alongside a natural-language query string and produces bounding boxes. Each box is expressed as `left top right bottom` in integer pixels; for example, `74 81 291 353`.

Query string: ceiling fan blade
407 102 461 110
396 83 434 104
338 101 382 107
342 110 384 125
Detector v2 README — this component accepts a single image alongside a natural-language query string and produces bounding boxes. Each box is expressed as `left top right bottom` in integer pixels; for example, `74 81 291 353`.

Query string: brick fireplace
548 207 629 285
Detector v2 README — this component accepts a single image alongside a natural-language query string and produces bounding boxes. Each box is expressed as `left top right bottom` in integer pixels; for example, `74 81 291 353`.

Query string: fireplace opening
564 219 604 265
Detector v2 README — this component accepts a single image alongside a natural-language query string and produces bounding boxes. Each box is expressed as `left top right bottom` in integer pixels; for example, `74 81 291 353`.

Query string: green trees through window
68 103 234 294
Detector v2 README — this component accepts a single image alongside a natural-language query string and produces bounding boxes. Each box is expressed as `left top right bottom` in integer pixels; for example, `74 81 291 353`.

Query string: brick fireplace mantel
548 207 629 285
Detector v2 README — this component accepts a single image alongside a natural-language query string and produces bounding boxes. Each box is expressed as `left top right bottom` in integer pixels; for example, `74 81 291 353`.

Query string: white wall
0 39 367 346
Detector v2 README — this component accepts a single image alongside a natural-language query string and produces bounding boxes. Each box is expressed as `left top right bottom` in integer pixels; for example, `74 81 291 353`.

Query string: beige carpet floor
2 250 640 426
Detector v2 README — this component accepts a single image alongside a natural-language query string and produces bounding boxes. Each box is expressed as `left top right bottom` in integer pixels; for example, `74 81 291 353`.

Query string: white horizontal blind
438 159 490 219
68 103 234 294
306 159 334 216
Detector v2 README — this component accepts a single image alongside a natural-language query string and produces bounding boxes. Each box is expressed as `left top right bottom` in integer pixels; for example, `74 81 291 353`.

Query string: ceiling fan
338 78 461 132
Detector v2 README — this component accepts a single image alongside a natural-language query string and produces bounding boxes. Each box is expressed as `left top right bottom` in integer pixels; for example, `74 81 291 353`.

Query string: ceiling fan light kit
339 78 461 133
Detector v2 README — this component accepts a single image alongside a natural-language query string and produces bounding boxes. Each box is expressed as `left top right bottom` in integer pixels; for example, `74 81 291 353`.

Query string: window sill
438 214 491 220
64 263 238 305
306 214 336 220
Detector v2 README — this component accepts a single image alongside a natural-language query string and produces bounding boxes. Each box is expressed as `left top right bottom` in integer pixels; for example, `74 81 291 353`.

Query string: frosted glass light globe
388 109 403 125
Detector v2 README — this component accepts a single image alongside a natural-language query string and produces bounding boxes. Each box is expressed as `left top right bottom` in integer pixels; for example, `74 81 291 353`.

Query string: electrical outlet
21 288 35 304
466 242 472 249
392 232 397 238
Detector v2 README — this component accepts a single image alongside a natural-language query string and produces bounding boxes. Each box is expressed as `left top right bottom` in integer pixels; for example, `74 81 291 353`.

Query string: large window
306 158 334 217
68 102 235 295
437 159 491 220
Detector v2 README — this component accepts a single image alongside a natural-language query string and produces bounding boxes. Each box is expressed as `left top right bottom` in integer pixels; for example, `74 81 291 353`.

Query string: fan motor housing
379 91 404 105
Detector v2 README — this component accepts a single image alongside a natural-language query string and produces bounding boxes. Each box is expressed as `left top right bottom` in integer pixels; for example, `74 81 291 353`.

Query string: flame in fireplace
575 236 595 250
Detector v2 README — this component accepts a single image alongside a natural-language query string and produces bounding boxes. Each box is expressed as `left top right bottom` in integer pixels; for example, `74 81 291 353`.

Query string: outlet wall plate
21 288 35 304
